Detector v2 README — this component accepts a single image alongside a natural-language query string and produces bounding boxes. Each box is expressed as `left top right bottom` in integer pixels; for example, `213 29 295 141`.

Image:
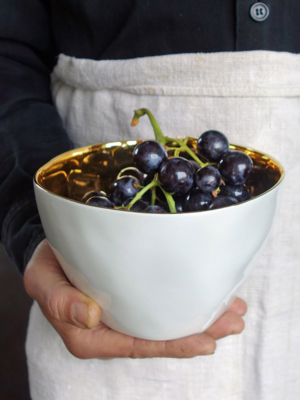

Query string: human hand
24 239 246 359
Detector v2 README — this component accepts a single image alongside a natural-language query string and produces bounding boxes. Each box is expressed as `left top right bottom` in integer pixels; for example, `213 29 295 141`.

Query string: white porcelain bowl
34 140 284 340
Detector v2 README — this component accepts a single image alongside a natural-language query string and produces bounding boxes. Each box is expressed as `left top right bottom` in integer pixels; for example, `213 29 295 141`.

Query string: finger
227 297 247 316
128 332 216 359
204 311 245 340
24 239 101 329
55 320 216 360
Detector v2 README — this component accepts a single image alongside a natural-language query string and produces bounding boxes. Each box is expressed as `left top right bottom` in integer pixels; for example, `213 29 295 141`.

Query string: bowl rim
34 139 285 215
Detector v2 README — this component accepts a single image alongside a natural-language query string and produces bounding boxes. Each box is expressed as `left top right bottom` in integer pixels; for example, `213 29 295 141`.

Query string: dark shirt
1 0 299 273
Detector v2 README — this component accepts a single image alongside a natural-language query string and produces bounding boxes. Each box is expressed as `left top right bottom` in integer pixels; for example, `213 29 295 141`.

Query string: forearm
0 86 73 274
0 0 73 273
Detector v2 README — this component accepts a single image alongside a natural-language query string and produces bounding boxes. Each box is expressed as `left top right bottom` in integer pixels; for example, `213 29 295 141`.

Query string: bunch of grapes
81 109 253 213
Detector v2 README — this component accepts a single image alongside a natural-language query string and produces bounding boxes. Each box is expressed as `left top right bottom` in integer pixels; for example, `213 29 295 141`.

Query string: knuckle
228 315 245 335
46 288 66 322
184 339 203 357
167 337 213 358
191 336 216 357
64 332 92 360
64 334 112 360
205 339 217 355
129 349 142 359
127 338 152 359
64 336 85 359
179 342 195 357
224 313 245 335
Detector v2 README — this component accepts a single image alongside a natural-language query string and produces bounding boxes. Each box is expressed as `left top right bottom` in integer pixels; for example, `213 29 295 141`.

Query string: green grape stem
126 180 159 210
151 186 156 206
174 148 181 157
165 137 207 167
125 178 177 213
131 109 167 145
131 108 207 167
159 187 177 213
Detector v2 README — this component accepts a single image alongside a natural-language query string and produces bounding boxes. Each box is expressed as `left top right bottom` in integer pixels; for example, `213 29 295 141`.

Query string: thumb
24 239 101 329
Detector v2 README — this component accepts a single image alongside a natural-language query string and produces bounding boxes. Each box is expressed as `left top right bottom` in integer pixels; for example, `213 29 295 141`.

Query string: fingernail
72 303 88 328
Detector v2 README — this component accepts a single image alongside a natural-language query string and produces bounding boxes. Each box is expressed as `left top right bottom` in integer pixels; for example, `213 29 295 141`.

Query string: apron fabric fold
27 51 300 400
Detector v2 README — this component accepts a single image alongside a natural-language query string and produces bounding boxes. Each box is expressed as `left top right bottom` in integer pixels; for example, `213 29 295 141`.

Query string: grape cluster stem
130 108 209 213
131 108 207 168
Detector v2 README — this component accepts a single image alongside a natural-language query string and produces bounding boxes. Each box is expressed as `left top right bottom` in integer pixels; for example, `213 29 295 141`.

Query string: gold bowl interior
35 139 284 203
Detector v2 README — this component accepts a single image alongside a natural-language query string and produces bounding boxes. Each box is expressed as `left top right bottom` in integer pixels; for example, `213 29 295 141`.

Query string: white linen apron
26 51 300 400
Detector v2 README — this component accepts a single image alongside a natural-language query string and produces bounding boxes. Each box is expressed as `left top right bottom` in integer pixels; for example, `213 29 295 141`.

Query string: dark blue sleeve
0 0 73 274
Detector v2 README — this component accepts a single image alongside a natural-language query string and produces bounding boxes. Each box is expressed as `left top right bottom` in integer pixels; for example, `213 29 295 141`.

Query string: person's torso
26 3 300 400
46 0 300 61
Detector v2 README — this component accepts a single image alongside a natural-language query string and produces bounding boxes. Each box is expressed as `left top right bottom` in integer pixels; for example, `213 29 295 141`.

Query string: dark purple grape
184 187 212 212
117 167 144 184
85 196 114 208
158 157 194 195
219 184 250 202
219 151 253 185
208 195 238 210
143 173 155 186
195 166 222 193
157 202 171 212
144 205 166 213
150 201 170 212
197 130 229 161
111 176 141 206
81 190 108 203
173 194 186 213
123 198 149 212
133 140 168 174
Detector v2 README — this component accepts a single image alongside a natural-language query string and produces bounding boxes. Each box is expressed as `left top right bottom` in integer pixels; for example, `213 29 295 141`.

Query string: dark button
250 2 270 22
